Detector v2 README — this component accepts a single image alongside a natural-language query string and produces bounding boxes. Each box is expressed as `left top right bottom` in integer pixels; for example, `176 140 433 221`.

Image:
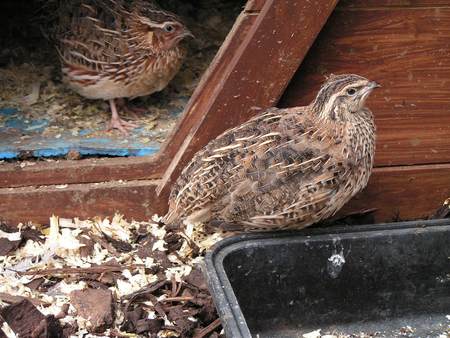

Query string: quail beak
182 28 195 39
369 81 381 89
359 81 380 104
361 81 381 96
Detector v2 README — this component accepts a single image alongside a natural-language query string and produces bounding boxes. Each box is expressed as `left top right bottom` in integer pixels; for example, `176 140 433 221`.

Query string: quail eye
164 24 174 32
346 88 357 96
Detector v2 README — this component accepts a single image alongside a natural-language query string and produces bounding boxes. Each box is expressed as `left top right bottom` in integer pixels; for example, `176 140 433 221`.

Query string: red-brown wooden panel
0 157 165 189
245 0 267 11
341 164 450 222
2 165 449 226
279 6 450 167
0 180 164 225
340 0 450 8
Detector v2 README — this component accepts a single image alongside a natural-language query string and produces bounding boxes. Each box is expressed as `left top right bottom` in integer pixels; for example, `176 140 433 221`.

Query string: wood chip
70 288 114 333
193 318 222 338
20 264 143 276
0 299 63 337
185 267 208 291
0 292 48 307
0 238 20 256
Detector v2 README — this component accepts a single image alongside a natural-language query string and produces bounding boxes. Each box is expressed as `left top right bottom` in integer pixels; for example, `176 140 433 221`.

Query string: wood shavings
18 161 36 168
0 230 21 242
304 329 322 338
1 322 16 338
178 221 227 259
0 213 225 337
20 82 41 106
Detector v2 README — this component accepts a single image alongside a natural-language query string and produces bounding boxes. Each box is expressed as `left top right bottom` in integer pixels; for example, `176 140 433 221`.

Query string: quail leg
117 98 148 119
107 99 139 135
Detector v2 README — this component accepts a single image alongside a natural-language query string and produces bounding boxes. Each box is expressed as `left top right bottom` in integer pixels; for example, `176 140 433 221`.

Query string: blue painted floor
0 106 182 159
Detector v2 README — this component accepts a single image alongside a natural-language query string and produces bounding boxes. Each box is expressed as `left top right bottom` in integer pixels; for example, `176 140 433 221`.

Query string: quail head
58 0 192 134
164 74 379 231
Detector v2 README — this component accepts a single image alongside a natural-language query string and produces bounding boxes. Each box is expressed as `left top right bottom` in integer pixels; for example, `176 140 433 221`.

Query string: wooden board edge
0 179 164 225
339 164 450 222
0 155 167 188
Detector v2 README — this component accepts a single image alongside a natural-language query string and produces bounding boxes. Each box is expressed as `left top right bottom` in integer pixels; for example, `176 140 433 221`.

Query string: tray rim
203 218 450 338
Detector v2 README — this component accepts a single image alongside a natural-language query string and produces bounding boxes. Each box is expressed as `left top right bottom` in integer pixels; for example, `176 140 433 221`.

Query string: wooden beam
339 0 450 8
0 156 166 189
0 180 164 225
245 0 267 12
2 164 449 226
156 0 339 202
340 164 450 222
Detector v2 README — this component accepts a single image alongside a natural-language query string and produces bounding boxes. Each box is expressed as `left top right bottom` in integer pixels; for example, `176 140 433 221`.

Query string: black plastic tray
204 219 450 338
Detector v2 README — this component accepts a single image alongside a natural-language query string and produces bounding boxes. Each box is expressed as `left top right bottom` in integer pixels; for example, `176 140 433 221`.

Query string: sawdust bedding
0 214 226 337
0 0 244 156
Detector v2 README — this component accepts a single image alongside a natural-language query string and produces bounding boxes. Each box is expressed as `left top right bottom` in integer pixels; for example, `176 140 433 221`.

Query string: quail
164 74 379 231
58 0 192 134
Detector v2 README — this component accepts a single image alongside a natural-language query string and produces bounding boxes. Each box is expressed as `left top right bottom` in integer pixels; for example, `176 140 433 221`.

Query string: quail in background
164 74 379 231
58 0 192 134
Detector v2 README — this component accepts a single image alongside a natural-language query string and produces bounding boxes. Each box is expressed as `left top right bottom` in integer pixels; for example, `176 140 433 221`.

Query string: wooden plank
279 6 450 167
2 165 449 226
245 0 267 12
340 164 450 222
157 0 339 200
339 0 450 8
0 180 165 225
0 156 166 188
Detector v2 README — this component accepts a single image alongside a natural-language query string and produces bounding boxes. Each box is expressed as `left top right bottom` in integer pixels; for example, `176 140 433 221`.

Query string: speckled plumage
164 74 379 231
58 0 191 133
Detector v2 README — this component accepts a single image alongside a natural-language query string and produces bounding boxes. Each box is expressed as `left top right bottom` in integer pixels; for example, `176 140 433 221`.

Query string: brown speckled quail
58 0 192 134
164 74 379 231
